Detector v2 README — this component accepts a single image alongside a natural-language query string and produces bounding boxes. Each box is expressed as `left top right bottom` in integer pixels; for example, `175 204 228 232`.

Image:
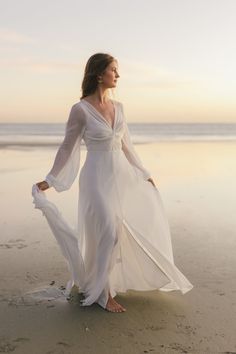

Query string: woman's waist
85 140 122 151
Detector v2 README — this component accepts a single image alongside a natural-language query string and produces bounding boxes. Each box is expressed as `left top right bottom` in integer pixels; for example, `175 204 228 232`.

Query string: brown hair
80 53 116 99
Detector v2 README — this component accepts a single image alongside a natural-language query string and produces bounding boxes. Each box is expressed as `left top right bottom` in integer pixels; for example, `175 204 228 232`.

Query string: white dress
31 99 193 309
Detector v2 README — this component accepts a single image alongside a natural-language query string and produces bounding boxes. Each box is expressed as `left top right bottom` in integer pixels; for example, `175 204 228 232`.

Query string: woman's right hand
36 180 50 191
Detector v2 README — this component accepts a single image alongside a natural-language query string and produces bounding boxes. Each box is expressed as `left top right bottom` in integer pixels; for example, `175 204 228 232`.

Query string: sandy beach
0 141 236 354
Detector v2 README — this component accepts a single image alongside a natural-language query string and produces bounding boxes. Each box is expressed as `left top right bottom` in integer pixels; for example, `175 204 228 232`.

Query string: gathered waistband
84 136 123 152
86 147 122 152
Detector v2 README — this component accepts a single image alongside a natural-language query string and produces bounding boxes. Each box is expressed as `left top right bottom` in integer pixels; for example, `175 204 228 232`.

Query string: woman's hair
80 53 116 99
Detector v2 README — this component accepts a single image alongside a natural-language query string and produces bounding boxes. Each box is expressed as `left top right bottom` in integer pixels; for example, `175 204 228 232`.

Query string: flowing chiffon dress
31 98 193 309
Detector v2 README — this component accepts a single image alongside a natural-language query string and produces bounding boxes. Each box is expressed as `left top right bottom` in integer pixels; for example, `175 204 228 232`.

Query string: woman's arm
43 103 86 192
120 102 153 181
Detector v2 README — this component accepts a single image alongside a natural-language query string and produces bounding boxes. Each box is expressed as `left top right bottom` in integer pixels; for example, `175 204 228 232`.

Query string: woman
34 53 193 313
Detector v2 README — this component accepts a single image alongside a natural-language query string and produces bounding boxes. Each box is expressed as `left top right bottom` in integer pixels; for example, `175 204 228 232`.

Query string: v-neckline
80 98 116 131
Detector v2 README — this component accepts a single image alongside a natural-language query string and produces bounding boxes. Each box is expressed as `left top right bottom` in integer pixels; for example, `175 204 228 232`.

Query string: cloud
0 28 36 44
0 57 81 73
119 59 199 90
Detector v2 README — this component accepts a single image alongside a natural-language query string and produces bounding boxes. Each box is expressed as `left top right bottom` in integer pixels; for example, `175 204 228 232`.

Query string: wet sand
0 141 236 353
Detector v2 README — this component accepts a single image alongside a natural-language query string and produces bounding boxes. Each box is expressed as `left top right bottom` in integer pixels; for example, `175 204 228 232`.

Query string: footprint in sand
13 337 30 343
0 336 29 353
25 271 39 284
57 341 72 347
0 238 28 249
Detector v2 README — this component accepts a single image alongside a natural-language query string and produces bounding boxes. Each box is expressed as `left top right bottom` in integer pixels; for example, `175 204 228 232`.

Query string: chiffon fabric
31 99 193 309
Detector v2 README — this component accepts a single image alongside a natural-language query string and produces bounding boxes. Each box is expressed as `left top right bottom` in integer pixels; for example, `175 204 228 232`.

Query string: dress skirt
32 146 193 309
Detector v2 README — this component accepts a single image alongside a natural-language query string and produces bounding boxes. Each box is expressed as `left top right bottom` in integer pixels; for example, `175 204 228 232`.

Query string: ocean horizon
1 122 236 147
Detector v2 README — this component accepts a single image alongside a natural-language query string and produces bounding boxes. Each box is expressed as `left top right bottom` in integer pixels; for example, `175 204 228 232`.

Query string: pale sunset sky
0 0 235 123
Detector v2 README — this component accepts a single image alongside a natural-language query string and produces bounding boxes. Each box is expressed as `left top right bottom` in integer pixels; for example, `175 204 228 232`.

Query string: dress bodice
79 99 125 151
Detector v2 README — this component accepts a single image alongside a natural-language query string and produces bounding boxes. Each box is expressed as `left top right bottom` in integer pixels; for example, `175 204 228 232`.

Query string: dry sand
0 141 236 354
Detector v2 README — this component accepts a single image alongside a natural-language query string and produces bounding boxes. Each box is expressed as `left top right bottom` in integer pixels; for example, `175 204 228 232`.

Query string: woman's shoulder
71 100 88 115
72 100 84 109
68 101 87 125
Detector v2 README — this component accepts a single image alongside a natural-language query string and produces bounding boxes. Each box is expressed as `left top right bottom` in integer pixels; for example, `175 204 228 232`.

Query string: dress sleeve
120 102 152 180
45 103 86 192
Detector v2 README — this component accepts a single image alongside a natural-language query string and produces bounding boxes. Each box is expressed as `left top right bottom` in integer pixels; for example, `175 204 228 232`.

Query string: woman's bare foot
105 292 126 313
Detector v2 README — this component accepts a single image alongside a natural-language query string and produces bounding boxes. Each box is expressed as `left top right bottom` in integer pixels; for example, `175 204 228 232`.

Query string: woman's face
101 60 120 88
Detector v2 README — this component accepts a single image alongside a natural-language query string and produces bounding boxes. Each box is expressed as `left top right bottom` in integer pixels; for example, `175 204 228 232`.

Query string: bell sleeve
44 103 86 192
120 102 152 180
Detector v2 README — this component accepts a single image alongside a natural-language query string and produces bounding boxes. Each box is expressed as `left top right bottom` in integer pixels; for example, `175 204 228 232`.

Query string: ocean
0 122 236 147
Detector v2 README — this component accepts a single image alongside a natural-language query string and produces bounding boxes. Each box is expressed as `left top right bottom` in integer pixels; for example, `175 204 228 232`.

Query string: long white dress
31 98 193 309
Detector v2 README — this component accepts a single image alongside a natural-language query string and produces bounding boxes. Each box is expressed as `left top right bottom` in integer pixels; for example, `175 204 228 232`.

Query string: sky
0 0 236 123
